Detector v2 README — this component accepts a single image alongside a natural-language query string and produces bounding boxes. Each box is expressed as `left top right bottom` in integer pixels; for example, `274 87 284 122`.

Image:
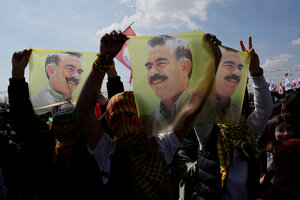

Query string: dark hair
45 52 82 79
148 35 193 78
265 114 295 151
282 91 300 115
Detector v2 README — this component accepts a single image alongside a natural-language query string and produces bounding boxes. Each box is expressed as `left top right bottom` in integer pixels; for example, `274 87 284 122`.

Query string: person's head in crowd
259 139 300 200
215 46 243 103
45 52 83 99
106 91 138 134
145 35 192 110
48 109 80 161
49 111 79 140
265 114 296 151
284 88 295 97
281 90 300 124
270 91 282 119
105 91 152 139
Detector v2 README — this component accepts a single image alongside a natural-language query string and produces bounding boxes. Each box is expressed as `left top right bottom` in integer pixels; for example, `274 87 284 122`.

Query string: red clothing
260 139 300 200
94 102 102 119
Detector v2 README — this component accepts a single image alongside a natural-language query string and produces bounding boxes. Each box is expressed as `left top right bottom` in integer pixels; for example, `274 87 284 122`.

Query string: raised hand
204 33 222 72
240 36 260 75
100 30 128 61
11 49 32 79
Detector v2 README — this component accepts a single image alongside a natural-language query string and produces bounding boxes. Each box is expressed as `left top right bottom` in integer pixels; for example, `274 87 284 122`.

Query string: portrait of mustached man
31 52 83 115
145 35 195 133
215 46 244 122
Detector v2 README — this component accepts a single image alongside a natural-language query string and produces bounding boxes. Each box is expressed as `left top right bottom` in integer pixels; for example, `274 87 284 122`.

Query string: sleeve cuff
252 75 267 88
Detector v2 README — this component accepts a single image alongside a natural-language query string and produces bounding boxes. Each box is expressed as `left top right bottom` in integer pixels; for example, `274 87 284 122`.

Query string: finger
111 30 117 35
27 48 33 54
203 33 212 41
210 35 216 41
214 38 221 46
24 49 32 59
16 51 24 60
248 36 252 50
111 30 117 40
240 40 246 51
101 33 110 42
117 30 127 40
249 48 255 54
118 32 129 42
12 52 18 61
115 31 125 40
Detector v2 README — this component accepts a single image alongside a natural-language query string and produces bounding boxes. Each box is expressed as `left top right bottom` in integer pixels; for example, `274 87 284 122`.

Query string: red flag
284 70 289 77
292 79 297 87
280 82 282 87
279 85 283 94
115 26 136 84
94 102 102 119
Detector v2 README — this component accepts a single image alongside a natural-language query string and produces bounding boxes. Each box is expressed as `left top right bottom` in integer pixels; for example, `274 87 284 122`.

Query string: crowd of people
0 30 299 200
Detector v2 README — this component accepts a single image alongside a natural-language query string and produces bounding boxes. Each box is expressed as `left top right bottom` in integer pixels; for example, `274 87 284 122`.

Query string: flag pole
123 21 135 33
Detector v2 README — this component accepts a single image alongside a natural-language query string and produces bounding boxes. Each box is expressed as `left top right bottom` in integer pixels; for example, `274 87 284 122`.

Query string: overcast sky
0 0 300 92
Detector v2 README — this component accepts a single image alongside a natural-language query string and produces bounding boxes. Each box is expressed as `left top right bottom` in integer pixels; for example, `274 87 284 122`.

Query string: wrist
92 53 114 73
250 67 263 77
12 69 25 80
107 70 117 78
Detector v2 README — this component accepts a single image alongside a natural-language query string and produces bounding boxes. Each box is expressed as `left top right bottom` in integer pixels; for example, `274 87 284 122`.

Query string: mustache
149 73 168 84
66 77 79 85
224 74 240 83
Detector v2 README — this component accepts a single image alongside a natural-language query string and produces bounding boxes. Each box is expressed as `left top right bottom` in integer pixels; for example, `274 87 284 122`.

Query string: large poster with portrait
29 48 97 115
126 31 250 133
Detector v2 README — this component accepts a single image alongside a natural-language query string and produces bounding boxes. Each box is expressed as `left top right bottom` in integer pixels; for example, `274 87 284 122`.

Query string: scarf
48 112 80 164
106 91 173 199
217 114 260 186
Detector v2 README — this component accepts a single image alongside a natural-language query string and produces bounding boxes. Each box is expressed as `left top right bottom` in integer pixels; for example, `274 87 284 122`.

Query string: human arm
75 30 128 150
9 49 49 139
240 37 273 136
9 49 55 166
11 49 32 80
106 63 125 99
75 64 105 150
204 33 222 71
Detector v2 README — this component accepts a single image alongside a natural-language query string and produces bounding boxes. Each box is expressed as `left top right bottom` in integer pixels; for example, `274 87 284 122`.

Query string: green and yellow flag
28 30 250 132
29 48 97 115
126 30 250 133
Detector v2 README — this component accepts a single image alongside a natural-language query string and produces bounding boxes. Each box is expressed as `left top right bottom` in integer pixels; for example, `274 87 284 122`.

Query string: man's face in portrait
215 52 243 98
145 44 190 102
46 53 83 98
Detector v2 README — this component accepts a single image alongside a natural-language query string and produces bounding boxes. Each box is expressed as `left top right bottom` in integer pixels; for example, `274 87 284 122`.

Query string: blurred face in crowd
274 121 295 144
216 52 243 99
47 54 83 99
145 44 191 102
